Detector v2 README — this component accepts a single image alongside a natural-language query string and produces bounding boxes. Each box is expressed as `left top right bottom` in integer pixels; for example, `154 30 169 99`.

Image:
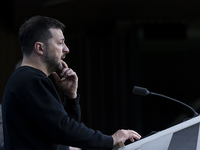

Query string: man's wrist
66 93 77 99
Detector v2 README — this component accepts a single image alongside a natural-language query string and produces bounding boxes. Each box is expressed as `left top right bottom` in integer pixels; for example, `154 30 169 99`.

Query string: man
2 16 141 150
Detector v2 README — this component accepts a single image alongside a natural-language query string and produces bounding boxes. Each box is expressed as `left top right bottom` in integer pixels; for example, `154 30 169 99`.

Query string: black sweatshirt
2 66 113 150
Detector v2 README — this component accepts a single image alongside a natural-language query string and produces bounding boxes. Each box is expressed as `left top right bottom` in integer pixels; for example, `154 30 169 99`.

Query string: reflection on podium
114 115 200 150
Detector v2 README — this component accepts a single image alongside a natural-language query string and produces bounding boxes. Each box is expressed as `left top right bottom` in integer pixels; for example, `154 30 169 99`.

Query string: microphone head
133 86 150 96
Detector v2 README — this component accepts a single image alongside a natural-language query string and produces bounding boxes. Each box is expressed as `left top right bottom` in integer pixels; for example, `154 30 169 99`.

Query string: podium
115 115 200 150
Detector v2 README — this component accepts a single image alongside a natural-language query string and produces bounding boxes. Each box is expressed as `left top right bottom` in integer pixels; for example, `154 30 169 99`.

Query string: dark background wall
1 0 200 144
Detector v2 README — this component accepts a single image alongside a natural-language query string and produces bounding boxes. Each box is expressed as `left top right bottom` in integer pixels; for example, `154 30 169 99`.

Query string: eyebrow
59 38 65 42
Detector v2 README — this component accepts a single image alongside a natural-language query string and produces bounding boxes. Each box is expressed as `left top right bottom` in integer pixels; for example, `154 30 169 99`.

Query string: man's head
19 15 65 56
19 16 69 74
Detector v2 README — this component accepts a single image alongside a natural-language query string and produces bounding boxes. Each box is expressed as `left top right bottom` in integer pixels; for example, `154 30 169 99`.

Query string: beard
44 51 63 73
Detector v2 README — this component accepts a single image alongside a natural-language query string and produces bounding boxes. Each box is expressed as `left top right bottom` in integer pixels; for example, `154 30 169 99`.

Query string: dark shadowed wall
1 0 200 143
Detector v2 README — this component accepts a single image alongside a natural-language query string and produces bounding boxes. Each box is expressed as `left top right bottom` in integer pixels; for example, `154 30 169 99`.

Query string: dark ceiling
1 0 200 34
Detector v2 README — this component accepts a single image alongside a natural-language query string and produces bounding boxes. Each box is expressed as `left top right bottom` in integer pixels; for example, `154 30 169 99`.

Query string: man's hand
52 60 78 99
112 129 141 146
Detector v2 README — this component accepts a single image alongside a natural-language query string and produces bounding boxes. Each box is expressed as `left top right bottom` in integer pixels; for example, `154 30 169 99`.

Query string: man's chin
57 63 63 72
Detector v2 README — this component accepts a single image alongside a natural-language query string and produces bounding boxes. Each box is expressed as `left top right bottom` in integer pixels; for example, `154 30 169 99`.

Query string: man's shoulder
15 66 46 78
6 66 48 90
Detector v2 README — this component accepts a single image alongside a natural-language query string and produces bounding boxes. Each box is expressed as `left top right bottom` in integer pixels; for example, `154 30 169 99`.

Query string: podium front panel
117 116 200 150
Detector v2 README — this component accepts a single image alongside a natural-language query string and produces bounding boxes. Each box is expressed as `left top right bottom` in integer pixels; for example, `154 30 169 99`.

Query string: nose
63 44 69 54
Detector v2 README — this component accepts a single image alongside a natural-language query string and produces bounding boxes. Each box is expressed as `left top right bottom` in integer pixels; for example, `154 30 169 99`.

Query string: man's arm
52 60 142 147
63 94 81 122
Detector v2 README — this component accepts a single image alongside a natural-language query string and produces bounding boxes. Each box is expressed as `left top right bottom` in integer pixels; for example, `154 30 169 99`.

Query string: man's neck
21 56 50 76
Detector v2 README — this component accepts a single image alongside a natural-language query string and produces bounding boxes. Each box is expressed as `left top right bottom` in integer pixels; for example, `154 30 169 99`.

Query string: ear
34 42 44 55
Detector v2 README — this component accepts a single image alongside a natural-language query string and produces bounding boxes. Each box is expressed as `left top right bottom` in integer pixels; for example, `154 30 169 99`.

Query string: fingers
112 129 141 146
52 61 76 82
61 60 68 68
127 130 141 140
59 61 75 77
55 60 77 81
52 60 78 98
52 72 60 83
60 68 77 81
130 137 135 142
52 68 76 82
60 68 74 77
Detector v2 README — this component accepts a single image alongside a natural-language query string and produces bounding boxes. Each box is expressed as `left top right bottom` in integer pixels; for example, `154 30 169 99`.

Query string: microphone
133 86 199 117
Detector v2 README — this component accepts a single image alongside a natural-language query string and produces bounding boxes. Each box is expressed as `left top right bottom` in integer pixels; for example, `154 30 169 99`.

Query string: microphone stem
150 92 199 117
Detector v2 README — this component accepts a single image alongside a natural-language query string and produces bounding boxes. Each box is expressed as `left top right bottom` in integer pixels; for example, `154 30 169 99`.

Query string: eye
58 41 63 45
59 39 65 44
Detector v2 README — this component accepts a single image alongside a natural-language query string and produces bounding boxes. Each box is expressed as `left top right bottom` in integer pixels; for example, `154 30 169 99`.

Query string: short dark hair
19 16 65 55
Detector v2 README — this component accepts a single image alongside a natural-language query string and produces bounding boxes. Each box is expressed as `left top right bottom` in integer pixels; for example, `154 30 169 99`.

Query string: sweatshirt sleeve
63 94 81 122
23 78 113 149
